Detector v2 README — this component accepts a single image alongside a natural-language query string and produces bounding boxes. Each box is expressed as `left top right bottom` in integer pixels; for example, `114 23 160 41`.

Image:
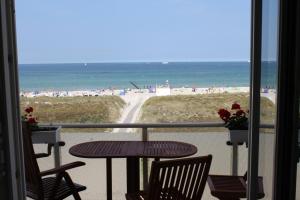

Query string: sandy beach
20 86 276 104
21 86 252 98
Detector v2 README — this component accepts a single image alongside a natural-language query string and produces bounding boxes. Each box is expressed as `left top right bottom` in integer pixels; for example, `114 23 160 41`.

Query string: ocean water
18 62 276 91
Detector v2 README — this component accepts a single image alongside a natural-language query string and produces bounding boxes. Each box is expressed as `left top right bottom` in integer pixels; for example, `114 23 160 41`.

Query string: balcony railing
41 122 274 191
43 122 274 129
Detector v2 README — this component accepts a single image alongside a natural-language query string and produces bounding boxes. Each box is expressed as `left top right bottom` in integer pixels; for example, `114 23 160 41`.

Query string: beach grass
138 93 276 132
20 96 125 132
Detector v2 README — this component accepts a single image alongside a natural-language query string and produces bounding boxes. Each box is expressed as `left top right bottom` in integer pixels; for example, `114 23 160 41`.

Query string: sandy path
261 92 276 104
113 93 155 132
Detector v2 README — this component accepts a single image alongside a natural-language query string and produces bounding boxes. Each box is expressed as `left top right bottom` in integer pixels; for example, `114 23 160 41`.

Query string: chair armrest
40 161 85 176
35 141 66 159
48 141 66 148
35 153 50 159
47 141 65 154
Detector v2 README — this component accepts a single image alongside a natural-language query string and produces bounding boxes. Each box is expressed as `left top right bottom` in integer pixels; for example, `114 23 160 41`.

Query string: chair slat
131 155 212 200
184 163 196 198
187 163 200 199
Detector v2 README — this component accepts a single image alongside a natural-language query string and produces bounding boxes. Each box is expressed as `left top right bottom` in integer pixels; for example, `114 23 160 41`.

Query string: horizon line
19 60 253 65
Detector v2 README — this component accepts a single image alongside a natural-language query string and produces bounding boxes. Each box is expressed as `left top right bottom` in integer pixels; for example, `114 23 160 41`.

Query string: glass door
295 4 300 199
297 100 300 199
249 0 300 199
248 0 279 199
257 0 279 199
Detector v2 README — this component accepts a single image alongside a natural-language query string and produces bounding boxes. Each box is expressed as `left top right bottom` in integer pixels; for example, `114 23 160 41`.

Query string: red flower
25 106 33 113
217 102 249 130
218 108 231 122
231 103 241 110
236 110 246 117
27 117 37 124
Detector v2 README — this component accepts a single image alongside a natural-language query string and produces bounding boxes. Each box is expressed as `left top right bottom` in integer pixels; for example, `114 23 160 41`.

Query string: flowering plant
218 103 248 130
22 106 39 130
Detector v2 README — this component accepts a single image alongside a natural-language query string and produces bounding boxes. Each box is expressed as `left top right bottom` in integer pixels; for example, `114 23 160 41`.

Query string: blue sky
16 0 251 64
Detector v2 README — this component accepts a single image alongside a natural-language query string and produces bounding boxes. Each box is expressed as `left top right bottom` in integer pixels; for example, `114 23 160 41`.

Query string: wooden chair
22 122 86 200
126 155 212 200
207 173 265 200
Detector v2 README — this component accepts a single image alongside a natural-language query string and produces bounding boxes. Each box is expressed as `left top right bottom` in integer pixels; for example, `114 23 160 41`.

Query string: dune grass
20 96 125 132
138 93 276 132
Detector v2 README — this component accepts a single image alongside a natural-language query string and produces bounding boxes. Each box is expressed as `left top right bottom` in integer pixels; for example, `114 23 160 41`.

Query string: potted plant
218 103 249 144
22 106 61 142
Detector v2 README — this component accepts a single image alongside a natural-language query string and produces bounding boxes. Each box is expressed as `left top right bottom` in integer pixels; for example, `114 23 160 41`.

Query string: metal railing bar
42 122 275 129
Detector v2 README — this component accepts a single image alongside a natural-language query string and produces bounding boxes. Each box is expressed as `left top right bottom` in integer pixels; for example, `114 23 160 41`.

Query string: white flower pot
31 126 61 143
228 130 248 144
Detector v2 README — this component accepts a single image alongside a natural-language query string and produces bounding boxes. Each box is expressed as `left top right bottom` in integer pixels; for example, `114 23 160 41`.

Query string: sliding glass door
249 0 300 199
248 0 279 199
297 102 300 199
295 3 300 199
257 0 279 199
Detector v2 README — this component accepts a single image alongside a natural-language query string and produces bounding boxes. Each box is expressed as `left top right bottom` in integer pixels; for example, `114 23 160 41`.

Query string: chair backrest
21 122 43 198
148 155 212 200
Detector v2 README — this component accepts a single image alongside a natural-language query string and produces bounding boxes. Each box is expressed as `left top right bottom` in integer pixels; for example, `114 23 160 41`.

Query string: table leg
54 142 61 168
126 158 140 193
106 158 112 200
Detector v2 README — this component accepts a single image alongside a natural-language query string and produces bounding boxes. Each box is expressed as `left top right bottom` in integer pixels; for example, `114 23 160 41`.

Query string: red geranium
231 103 241 110
27 117 37 124
218 103 248 130
25 106 33 113
22 106 39 129
218 108 231 122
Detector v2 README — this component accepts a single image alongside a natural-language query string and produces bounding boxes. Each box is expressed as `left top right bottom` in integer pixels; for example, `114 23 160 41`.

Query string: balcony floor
32 131 279 200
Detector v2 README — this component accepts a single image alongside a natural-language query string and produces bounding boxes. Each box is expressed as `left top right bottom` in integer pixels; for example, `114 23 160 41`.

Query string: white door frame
0 0 25 199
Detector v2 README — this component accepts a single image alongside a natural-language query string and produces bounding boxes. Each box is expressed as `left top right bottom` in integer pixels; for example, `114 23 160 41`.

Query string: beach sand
21 86 250 97
33 131 286 200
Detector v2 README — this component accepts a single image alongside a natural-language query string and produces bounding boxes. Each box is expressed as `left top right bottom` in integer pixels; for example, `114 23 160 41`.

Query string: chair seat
207 175 264 200
27 177 86 200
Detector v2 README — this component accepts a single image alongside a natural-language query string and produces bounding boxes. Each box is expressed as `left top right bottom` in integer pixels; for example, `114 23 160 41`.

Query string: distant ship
84 63 88 67
162 61 169 64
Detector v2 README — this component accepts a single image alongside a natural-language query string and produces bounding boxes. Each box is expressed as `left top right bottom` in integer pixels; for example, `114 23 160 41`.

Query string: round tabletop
69 141 197 159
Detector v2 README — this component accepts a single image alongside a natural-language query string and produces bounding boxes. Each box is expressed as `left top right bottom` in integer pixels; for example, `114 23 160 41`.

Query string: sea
18 61 276 91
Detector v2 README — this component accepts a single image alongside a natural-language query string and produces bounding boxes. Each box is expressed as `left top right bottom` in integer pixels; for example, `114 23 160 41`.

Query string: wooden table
69 141 197 200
